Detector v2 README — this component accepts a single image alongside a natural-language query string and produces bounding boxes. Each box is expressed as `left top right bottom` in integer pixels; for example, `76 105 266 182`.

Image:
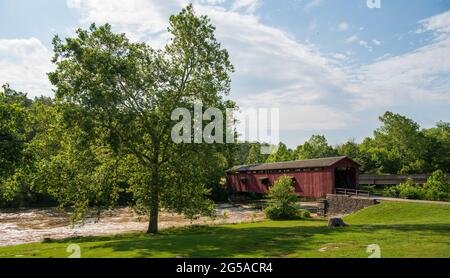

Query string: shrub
384 171 450 202
384 178 424 199
264 176 303 220
383 186 400 198
299 209 311 218
423 170 450 201
397 178 424 200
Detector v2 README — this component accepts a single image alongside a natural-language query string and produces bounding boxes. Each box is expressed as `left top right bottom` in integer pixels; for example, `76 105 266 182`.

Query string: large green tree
423 122 450 173
48 5 234 233
362 112 429 174
294 135 338 160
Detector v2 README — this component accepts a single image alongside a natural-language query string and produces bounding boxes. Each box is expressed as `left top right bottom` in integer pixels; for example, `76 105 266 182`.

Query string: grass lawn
0 201 449 258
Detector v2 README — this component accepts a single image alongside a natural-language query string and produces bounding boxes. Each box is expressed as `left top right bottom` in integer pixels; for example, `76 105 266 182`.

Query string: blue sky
1 0 450 148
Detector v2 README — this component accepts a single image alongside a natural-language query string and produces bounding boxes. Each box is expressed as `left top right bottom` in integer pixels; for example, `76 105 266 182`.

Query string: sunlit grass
0 202 449 258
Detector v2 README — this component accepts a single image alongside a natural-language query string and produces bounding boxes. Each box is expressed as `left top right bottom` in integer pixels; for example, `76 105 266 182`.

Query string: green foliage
0 85 56 207
299 209 311 218
294 135 338 160
266 143 293 163
47 5 234 232
383 186 399 198
258 112 448 177
245 143 269 164
384 178 424 199
398 179 425 200
383 171 449 201
264 176 302 220
361 112 430 174
0 85 29 188
423 123 450 173
336 140 360 160
423 170 449 201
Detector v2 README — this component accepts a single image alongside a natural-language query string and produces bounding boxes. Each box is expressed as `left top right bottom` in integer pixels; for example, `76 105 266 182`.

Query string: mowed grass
0 202 449 258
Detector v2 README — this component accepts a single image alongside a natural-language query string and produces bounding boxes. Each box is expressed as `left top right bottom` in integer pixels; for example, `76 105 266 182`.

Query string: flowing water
0 204 264 246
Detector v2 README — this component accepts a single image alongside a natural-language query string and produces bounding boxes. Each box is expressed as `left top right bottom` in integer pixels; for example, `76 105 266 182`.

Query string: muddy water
0 204 265 246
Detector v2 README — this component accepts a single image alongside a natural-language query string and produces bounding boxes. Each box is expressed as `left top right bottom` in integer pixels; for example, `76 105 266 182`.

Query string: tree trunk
147 173 160 233
147 145 160 234
147 189 159 234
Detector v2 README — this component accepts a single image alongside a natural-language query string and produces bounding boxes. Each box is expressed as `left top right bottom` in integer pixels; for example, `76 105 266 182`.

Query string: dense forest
1 5 449 232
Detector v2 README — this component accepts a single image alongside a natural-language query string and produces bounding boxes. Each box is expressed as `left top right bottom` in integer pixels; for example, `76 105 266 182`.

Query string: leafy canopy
47 4 235 232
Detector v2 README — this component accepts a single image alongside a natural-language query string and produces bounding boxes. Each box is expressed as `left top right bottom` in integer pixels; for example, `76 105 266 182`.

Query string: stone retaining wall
317 194 379 217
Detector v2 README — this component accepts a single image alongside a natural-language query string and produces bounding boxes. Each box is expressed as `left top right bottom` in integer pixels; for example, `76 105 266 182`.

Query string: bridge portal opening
335 167 357 189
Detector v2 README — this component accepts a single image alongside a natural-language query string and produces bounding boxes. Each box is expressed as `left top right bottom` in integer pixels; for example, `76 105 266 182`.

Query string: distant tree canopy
266 143 293 163
351 112 450 174
0 85 29 184
294 135 338 160
245 143 269 165
234 112 450 175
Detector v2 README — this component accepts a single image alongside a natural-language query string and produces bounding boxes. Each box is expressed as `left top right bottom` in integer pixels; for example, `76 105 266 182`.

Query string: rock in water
328 218 348 227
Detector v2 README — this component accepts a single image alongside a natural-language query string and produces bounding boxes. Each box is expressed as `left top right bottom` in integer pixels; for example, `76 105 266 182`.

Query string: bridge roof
227 156 359 173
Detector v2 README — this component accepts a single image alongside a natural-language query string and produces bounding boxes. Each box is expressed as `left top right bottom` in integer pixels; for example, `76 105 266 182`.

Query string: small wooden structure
226 156 360 199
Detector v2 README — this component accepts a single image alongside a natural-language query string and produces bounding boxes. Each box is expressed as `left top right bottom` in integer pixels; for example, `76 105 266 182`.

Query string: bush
397 178 424 200
383 186 400 198
383 171 450 202
299 209 311 218
383 178 424 199
423 170 450 201
264 176 305 220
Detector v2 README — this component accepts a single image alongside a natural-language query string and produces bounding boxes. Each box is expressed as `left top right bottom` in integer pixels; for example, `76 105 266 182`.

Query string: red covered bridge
226 156 360 199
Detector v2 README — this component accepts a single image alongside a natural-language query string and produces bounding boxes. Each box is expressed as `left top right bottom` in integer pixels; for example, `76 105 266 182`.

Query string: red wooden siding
226 157 359 199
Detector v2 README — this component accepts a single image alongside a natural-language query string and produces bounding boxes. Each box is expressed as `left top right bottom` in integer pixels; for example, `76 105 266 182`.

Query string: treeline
1 84 449 208
233 112 450 175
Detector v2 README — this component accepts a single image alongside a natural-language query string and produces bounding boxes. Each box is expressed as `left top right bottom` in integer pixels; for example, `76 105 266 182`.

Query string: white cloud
359 40 373 52
0 38 53 98
345 35 358 44
64 0 355 131
67 0 185 41
190 4 355 130
332 53 347 61
347 36 450 109
345 10 450 109
419 10 450 34
64 1 450 132
303 0 322 10
338 22 350 31
372 39 381 46
231 0 261 14
1 1 445 137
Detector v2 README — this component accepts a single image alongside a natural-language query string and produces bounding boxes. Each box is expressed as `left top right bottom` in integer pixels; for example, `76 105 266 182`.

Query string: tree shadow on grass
50 221 450 258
